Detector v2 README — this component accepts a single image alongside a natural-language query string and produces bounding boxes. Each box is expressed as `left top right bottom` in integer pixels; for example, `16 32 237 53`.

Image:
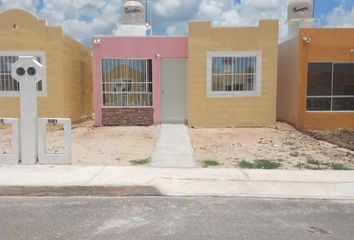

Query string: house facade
92 36 188 126
277 28 354 130
0 9 92 122
188 20 279 127
93 20 279 127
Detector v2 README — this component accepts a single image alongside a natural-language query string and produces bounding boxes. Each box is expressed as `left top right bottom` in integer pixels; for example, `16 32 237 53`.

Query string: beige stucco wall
187 20 279 127
62 36 92 121
277 37 299 126
0 9 92 122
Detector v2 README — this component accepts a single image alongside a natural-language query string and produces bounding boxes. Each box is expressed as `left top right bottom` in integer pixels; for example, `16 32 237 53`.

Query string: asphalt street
0 197 353 240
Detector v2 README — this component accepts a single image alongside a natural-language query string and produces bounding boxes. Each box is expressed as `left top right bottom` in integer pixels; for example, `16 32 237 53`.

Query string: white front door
161 58 187 124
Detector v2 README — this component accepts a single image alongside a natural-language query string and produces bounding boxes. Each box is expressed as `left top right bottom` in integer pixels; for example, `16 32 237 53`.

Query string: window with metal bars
307 63 354 111
101 59 153 107
0 52 46 96
207 51 262 97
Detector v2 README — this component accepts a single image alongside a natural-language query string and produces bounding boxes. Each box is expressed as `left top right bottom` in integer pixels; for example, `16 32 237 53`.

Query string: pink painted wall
92 36 188 126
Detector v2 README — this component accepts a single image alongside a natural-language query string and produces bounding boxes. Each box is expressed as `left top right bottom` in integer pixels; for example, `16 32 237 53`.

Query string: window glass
333 98 354 111
211 56 257 93
333 63 354 96
307 63 332 96
307 98 331 111
307 62 354 112
101 59 153 107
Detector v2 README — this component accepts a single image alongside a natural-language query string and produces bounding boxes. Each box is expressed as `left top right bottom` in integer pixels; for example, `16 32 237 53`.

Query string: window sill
207 91 260 98
102 106 153 108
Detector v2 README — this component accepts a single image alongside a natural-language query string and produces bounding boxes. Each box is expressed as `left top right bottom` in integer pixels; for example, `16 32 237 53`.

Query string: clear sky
0 0 353 45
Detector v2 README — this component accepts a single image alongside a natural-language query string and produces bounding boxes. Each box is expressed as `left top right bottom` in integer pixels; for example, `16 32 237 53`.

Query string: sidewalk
0 165 354 199
150 124 196 168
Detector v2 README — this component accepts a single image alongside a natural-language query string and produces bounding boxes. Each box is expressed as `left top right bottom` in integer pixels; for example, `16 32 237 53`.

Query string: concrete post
11 56 45 165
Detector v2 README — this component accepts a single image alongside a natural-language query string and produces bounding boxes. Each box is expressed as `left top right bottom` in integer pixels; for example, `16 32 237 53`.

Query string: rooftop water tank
287 0 314 39
122 0 145 25
288 0 313 21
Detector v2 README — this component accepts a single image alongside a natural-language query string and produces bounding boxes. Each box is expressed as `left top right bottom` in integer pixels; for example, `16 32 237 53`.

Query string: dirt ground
1 120 353 169
0 124 12 154
69 120 158 165
189 122 354 170
0 120 159 166
303 129 354 152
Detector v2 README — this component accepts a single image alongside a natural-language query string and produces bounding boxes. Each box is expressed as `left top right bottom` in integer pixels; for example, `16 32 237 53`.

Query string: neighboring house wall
187 20 279 127
277 37 299 126
297 28 354 130
62 36 92 121
0 10 92 122
92 36 188 126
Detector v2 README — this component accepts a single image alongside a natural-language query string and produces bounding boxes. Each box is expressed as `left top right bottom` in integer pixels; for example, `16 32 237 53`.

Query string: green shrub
331 163 350 170
239 160 281 169
202 160 220 168
130 159 149 166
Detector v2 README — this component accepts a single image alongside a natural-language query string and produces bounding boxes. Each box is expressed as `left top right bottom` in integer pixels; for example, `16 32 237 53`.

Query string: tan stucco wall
187 20 279 127
0 9 92 122
62 36 92 121
297 28 354 130
277 37 299 126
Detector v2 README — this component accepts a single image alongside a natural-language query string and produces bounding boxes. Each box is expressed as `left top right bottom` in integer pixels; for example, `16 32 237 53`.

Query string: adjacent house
0 9 92 122
277 28 354 130
188 20 279 127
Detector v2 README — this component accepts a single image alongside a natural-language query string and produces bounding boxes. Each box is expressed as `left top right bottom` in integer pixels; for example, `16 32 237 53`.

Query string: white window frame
206 51 262 97
101 58 153 108
0 51 47 97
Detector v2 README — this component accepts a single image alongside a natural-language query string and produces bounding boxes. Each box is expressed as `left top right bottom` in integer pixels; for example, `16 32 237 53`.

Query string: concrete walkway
0 165 354 199
150 124 196 168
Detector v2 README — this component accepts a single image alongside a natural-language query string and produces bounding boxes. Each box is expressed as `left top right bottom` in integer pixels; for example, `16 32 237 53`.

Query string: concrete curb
0 186 162 197
0 165 353 199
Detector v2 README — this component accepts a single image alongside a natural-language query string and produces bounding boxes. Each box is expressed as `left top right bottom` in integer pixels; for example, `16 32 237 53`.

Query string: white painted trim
100 58 153 107
102 106 153 109
206 51 262 98
37 118 71 165
0 51 47 97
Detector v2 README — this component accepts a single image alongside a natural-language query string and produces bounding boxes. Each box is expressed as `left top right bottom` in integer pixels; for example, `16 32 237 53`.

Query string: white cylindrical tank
288 0 313 21
115 0 147 36
287 0 314 39
122 0 145 25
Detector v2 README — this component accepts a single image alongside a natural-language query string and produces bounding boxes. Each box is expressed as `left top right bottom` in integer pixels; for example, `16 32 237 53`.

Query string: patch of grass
305 165 321 170
306 158 320 166
321 162 332 166
290 152 299 157
284 141 295 146
331 163 350 170
129 159 149 166
239 160 281 169
239 160 256 169
295 163 321 170
202 160 220 168
295 163 305 169
255 160 282 169
296 160 351 171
